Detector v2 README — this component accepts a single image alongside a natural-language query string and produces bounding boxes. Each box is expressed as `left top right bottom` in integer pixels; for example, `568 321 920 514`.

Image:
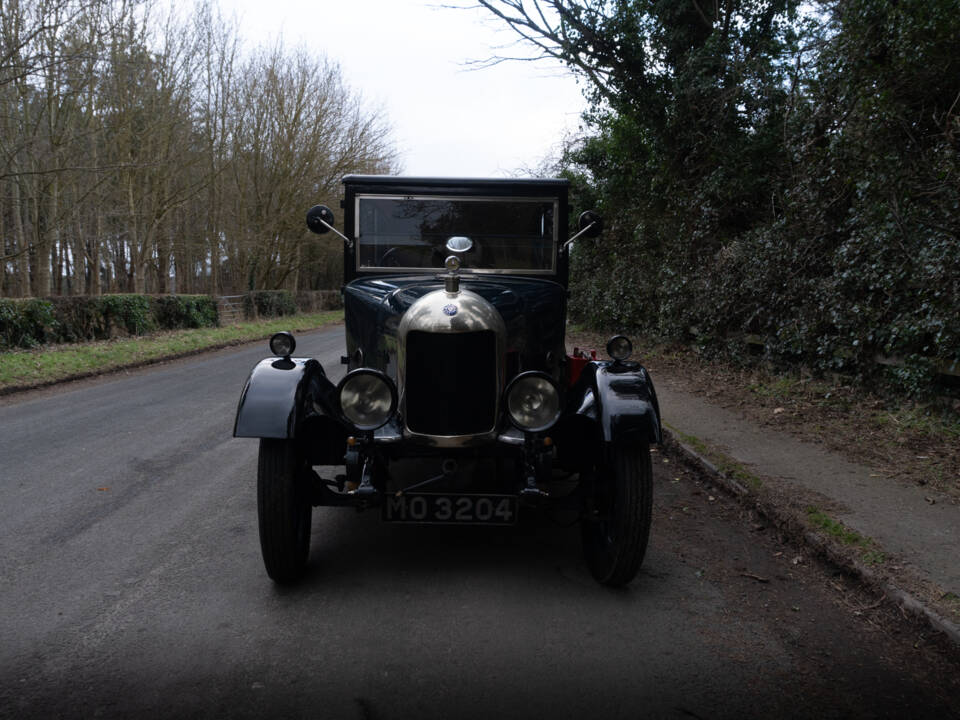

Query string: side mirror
562 210 604 252
306 204 353 248
306 205 335 235
578 210 603 239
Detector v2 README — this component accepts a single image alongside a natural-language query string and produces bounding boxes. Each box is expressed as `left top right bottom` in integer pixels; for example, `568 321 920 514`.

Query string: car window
356 195 557 273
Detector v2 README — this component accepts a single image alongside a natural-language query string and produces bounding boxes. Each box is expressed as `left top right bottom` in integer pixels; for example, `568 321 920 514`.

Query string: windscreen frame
353 193 560 275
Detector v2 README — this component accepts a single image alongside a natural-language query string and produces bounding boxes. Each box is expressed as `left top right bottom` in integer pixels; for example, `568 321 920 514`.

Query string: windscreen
356 195 557 273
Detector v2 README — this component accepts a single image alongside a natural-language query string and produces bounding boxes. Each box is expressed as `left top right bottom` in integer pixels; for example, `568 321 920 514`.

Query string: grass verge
666 420 889 568
665 422 763 490
805 507 886 565
566 327 960 500
0 310 344 393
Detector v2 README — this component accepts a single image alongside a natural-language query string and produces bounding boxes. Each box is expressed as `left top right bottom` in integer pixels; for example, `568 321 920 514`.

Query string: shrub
243 290 298 319
151 295 219 330
47 296 102 342
0 298 57 349
96 294 154 336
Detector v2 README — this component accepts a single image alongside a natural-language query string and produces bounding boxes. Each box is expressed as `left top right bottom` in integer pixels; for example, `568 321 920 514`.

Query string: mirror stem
313 217 353 249
561 222 596 253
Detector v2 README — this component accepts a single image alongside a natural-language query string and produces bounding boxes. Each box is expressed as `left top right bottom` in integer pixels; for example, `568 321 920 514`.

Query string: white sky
227 0 587 177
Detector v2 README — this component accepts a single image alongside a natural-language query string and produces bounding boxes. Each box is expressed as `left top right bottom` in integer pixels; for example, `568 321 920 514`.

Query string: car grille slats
405 330 497 435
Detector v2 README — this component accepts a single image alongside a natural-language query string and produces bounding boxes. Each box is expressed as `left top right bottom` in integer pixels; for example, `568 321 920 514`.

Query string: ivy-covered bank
547 0 959 399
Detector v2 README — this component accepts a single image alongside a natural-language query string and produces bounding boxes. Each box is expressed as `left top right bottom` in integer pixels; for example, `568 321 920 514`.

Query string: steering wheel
379 247 404 267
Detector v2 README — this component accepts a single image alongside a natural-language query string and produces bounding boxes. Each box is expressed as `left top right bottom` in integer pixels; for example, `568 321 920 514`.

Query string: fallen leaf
773 407 785 415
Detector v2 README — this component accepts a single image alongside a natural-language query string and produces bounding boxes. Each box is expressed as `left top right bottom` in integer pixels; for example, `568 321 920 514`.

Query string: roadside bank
567 329 960 647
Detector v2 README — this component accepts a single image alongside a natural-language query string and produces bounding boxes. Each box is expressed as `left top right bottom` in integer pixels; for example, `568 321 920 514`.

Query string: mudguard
570 361 662 445
233 357 337 439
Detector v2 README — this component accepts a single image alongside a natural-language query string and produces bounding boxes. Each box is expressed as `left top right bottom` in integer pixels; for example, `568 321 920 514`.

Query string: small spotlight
269 332 296 358
606 335 632 361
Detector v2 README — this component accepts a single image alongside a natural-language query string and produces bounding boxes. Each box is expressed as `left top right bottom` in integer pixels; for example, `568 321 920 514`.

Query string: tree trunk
90 217 102 296
12 180 30 297
128 176 144 294
73 213 86 295
32 175 51 297
0 194 6 295
291 242 300 292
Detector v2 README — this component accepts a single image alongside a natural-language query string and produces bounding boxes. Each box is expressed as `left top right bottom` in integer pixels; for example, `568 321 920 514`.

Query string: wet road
1 327 958 719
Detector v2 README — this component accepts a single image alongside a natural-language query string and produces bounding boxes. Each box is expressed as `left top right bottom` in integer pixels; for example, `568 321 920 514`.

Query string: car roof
342 175 569 194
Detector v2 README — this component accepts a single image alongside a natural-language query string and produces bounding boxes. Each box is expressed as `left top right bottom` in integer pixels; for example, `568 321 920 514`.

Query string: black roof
342 175 569 191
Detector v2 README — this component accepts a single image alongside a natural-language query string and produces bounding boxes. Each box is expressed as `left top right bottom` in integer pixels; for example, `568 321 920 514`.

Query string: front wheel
581 442 653 586
257 439 312 583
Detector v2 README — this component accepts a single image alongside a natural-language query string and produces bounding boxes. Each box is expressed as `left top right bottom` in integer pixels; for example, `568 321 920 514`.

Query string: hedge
0 294 219 350
242 290 298 319
1 290 345 351
240 289 342 320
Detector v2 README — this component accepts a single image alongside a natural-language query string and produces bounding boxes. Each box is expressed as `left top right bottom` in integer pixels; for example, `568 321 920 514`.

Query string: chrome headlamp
607 335 633 361
505 371 562 433
338 369 398 431
269 331 296 358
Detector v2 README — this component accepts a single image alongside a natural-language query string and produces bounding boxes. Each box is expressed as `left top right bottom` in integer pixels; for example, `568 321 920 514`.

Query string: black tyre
257 438 312 583
581 442 653 586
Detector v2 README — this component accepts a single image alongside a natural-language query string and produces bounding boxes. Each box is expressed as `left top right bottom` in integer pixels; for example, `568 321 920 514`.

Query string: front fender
569 361 662 445
234 357 336 439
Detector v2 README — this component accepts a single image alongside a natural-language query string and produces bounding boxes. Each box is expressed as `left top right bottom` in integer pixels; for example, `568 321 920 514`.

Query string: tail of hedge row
237 290 342 321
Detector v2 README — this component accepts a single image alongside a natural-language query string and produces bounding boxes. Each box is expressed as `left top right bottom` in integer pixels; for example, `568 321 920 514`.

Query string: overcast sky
229 0 588 177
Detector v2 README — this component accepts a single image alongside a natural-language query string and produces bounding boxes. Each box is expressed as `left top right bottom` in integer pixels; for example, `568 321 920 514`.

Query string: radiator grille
405 330 497 435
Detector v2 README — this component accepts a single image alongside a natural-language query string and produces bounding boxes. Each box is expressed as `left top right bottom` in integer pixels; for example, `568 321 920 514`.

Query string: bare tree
1 0 400 298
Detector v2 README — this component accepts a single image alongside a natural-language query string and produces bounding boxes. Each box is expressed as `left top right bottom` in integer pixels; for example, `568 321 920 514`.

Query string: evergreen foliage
477 1 959 396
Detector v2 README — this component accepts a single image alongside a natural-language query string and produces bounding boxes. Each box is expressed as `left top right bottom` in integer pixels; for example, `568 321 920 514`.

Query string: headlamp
505 371 562 433
337 369 397 431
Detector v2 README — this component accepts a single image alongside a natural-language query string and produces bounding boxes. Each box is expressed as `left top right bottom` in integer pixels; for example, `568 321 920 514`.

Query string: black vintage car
234 175 661 586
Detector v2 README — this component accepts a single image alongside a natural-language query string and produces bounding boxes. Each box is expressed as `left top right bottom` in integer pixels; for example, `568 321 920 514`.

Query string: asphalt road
1 327 959 719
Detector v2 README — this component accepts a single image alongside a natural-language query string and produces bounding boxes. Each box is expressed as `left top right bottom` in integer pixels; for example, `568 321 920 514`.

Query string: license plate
382 493 518 525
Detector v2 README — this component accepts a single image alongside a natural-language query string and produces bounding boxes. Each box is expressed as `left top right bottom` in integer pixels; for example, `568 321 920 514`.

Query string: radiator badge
442 304 458 316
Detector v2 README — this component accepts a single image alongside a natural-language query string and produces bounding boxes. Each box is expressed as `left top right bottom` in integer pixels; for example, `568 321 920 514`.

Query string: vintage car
234 175 661 586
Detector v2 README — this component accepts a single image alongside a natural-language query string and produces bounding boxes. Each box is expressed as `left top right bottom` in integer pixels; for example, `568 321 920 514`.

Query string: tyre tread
582 442 653 586
257 438 311 583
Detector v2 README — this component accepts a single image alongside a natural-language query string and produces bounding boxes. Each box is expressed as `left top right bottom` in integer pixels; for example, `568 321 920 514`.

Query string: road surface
1 326 958 718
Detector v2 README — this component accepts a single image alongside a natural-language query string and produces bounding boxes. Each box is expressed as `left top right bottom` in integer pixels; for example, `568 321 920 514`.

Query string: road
1 326 958 719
